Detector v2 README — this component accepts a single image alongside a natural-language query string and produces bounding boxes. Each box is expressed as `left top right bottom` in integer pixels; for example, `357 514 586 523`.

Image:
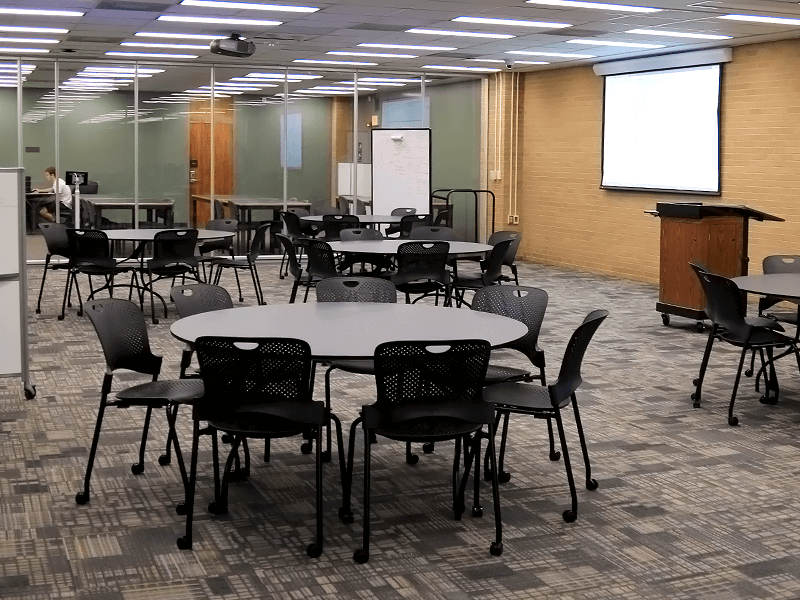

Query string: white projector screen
601 64 721 194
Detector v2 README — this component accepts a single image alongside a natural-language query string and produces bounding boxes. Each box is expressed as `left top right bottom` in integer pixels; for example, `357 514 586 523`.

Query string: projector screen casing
601 64 721 195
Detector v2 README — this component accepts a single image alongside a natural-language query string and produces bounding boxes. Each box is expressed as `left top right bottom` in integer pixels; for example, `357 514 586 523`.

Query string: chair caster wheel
57 315 65 321
176 503 187 515
208 501 227 515
692 378 700 386
131 463 144 475
227 467 249 482
77 310 83 317
745 369 753 377
35 308 41 314
472 506 483 518
490 541 503 556
221 434 233 444
728 416 739 426
498 471 511 483
301 442 313 455
586 478 598 490
760 395 778 405
353 549 369 564
306 543 322 558
176 536 192 550
152 318 159 325
75 491 89 505
158 455 171 466
406 453 419 465
550 450 561 461
321 450 331 463
454 501 465 520
338 507 354 524
563 509 577 523
422 442 435 454
696 321 704 333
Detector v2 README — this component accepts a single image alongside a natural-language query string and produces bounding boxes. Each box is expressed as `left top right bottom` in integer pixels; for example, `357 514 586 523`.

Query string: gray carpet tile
4 256 800 599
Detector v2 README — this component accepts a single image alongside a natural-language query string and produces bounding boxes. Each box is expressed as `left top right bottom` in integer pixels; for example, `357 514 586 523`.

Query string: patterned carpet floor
3 255 800 599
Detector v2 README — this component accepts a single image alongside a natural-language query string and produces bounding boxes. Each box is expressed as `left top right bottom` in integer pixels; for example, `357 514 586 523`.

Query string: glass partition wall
6 57 483 260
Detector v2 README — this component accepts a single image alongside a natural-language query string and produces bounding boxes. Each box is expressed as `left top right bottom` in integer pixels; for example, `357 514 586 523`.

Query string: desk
25 192 55 233
171 302 527 360
85 197 174 229
328 239 491 258
190 195 311 227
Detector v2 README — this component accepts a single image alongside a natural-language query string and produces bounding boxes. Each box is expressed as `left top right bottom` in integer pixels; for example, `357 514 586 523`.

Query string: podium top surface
645 203 783 222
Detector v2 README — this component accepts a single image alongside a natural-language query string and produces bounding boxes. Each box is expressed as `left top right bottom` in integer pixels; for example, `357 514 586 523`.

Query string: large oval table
302 214 402 226
103 228 235 242
733 273 800 302
327 239 492 257
171 302 527 360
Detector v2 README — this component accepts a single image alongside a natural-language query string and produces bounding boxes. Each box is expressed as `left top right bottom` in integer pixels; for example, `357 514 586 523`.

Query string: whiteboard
371 128 431 216
0 280 21 374
0 170 20 276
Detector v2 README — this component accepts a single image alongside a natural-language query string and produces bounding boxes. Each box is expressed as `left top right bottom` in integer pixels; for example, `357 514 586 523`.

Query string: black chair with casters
339 339 503 564
36 222 70 315
483 310 608 522
288 206 317 237
338 227 391 274
197 218 238 282
455 231 523 286
278 210 311 279
689 266 800 426
211 222 270 305
301 239 340 302
451 238 514 308
177 336 345 557
390 241 452 306
385 207 416 237
275 233 305 303
407 226 457 241
76 298 204 507
315 277 397 462
398 214 432 238
472 285 551 482
321 214 360 241
213 198 228 220
433 208 451 227
140 229 202 324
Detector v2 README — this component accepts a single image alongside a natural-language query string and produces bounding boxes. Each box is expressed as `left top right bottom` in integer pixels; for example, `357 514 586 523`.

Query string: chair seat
718 326 793 347
116 379 205 404
484 381 568 412
484 364 531 384
375 418 485 442
751 315 790 328
452 272 486 288
330 359 375 374
211 256 250 268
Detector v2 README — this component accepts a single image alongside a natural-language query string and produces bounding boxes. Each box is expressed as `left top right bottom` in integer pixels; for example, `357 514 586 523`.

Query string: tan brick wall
512 39 800 283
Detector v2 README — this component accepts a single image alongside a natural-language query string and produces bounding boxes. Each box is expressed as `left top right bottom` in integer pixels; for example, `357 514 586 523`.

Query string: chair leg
691 325 717 408
338 417 361 524
164 403 188 490
323 364 336 462
483 411 511 483
570 395 597 490
553 410 579 523
727 346 750 426
131 405 153 475
176 418 200 550
306 425 323 558
354 424 372 564
250 263 264 305
233 266 244 302
546 416 560 461
75 377 112 505
36 256 51 314
59 270 73 320
289 276 300 304
486 423 503 556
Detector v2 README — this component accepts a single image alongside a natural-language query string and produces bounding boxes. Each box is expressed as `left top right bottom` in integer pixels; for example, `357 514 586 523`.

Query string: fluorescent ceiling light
0 37 59 44
69 78 133 83
626 28 731 40
246 72 321 79
526 0 660 13
327 51 417 58
79 71 152 78
718 14 800 26
180 0 318 12
507 50 596 58
470 58 550 65
293 59 378 66
86 66 164 73
158 15 281 26
121 42 209 50
136 32 227 40
0 25 68 33
106 51 198 59
311 85 377 91
0 8 83 16
295 89 354 95
453 16 571 28
0 47 48 53
422 64 500 72
336 80 406 86
408 28 515 39
568 39 665 48
358 43 456 51
230 77 279 85
358 77 423 83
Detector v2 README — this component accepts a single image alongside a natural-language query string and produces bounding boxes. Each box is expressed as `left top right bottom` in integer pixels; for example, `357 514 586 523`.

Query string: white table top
171 302 527 360
328 239 491 256
102 228 235 242
85 197 171 208
303 214 402 225
733 273 800 301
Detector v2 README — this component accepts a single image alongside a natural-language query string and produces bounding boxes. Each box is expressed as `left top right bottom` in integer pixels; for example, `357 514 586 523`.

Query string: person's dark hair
45 166 56 176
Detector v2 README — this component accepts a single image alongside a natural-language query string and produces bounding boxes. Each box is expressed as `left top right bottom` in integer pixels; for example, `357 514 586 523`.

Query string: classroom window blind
601 64 721 194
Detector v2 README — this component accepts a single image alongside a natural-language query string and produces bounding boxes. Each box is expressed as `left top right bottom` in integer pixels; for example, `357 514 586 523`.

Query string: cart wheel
661 313 670 326
24 383 36 400
696 321 705 333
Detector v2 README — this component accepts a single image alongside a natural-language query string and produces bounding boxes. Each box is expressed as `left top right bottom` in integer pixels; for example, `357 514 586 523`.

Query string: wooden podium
647 203 783 328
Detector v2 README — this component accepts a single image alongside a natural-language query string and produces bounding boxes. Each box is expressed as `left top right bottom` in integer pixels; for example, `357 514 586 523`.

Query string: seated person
34 166 72 223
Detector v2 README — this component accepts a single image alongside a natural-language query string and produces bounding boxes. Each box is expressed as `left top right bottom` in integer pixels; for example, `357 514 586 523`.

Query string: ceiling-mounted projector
210 34 255 58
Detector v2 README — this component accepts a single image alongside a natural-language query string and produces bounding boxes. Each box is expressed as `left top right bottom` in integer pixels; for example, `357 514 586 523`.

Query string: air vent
350 23 410 32
543 29 608 37
96 1 168 11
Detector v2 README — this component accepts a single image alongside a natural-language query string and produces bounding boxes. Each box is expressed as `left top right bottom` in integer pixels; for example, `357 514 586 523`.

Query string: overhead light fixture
408 28 515 39
0 47 49 53
327 51 417 58
311 85 377 91
293 59 379 66
358 77 424 83
0 7 83 16
336 80 406 86
179 0 318 12
358 43 456 51
626 28 732 40
246 72 322 80
121 42 209 50
507 50 596 58
135 32 227 40
526 0 661 13
469 58 550 65
453 16 571 28
158 15 281 26
0 25 68 34
568 39 665 48
106 51 198 59
0 36 59 44
69 78 133 83
422 64 500 72
718 14 800 26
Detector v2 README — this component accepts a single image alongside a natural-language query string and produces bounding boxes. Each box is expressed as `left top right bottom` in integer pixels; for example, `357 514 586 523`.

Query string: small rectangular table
83 197 174 229
190 195 310 228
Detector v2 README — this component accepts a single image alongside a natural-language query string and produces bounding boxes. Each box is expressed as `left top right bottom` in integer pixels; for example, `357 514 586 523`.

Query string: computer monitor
65 171 88 186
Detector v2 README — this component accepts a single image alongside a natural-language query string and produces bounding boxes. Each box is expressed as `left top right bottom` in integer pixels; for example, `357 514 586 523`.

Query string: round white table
327 239 492 257
171 302 527 360
733 273 800 301
102 228 235 242
302 215 402 226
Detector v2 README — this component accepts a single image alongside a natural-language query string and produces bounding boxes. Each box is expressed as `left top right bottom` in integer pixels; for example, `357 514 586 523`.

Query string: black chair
385 207 417 237
407 226 457 241
690 266 800 425
177 336 345 557
287 206 317 237
275 233 306 303
433 208 451 227
338 227 391 274
36 222 70 315
455 231 523 286
340 339 502 563
451 238 514 308
278 210 311 279
391 241 452 306
211 222 270 305
483 310 608 522
316 277 398 461
759 255 800 325
321 214 360 241
141 229 202 324
79 180 98 195
301 239 340 302
398 214 432 238
76 298 204 506
197 218 238 282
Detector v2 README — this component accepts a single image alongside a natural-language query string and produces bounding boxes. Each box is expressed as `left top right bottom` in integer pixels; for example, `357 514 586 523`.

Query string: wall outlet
508 214 516 224
490 170 501 181
512 214 519 224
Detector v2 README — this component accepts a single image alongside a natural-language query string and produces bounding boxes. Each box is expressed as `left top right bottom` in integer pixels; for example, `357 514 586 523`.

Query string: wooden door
189 98 234 227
